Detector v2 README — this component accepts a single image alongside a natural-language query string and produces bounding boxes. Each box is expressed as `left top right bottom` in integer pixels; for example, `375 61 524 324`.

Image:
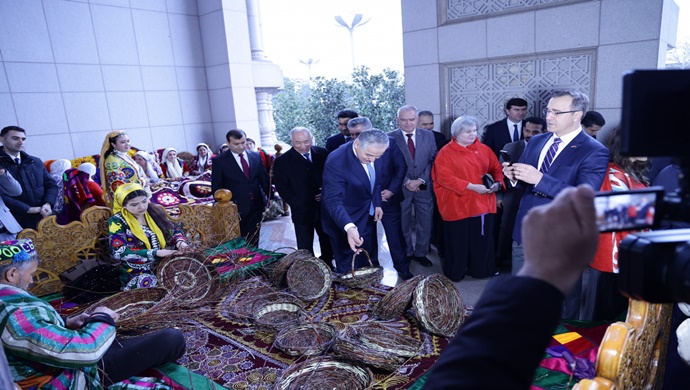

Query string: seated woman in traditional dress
160 148 190 181
134 150 163 184
57 163 106 225
49 159 72 215
108 183 188 290
100 130 148 206
189 143 213 175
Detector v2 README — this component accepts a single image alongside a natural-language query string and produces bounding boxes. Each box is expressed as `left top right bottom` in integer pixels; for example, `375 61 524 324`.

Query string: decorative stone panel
446 0 580 21
445 51 594 129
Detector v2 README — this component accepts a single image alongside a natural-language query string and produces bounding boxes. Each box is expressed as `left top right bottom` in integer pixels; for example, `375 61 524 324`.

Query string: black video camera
616 69 690 303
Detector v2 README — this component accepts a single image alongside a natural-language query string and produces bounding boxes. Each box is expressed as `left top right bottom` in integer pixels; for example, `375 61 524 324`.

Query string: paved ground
259 214 498 306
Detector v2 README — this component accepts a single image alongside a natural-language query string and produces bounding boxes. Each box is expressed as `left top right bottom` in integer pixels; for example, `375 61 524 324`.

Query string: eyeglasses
543 109 578 116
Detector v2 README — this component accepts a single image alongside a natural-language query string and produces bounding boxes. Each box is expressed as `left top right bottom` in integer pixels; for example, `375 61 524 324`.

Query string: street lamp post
299 58 320 79
334 14 370 70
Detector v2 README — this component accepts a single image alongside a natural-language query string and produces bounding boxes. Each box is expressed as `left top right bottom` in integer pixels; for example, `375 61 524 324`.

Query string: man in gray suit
0 168 22 240
388 105 438 267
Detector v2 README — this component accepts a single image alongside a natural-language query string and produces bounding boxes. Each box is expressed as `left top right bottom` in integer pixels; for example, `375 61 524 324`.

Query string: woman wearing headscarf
99 131 148 206
57 163 106 225
108 183 188 290
189 143 214 175
134 151 163 184
432 116 504 282
159 148 190 180
49 159 72 215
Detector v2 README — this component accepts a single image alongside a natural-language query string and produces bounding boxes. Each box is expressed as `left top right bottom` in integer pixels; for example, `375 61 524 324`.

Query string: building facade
401 0 679 139
0 0 282 160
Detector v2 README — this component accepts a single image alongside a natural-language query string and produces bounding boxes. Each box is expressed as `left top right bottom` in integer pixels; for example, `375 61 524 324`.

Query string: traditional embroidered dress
108 183 186 290
103 151 146 204
0 283 116 389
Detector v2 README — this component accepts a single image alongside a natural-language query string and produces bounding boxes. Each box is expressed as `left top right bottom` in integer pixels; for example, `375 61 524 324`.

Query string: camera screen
594 190 658 232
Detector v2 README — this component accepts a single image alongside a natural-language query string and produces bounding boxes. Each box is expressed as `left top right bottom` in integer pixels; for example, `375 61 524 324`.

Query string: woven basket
83 287 168 327
266 249 312 287
412 274 464 338
332 335 406 372
253 301 304 332
286 257 332 301
274 322 336 356
226 284 278 322
357 326 422 358
156 255 216 303
372 274 424 320
275 356 374 390
334 250 383 289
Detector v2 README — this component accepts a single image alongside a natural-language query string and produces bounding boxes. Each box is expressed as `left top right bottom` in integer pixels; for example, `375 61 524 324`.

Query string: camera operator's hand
518 185 599 295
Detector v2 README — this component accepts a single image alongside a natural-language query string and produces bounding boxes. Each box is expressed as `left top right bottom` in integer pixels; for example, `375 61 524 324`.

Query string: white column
246 0 266 61
256 88 279 148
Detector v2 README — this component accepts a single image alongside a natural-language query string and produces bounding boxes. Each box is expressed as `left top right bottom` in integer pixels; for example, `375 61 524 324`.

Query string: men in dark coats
424 185 599 389
273 127 334 263
211 129 270 246
321 129 388 273
324 110 358 152
0 126 58 230
482 97 528 157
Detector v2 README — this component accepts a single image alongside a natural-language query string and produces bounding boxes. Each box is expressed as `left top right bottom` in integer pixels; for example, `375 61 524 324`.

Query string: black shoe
398 270 414 281
413 256 433 267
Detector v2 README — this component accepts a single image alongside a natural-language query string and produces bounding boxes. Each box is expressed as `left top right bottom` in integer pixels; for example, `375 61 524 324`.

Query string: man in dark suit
324 110 358 152
504 90 608 319
482 97 528 157
273 127 334 263
581 110 606 139
417 110 448 151
389 105 438 267
424 185 599 389
321 129 389 273
211 129 270 247
348 118 412 280
0 126 58 230
496 116 546 266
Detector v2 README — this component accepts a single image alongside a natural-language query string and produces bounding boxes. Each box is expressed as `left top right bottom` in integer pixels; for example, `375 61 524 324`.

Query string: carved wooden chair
19 190 240 297
574 300 673 389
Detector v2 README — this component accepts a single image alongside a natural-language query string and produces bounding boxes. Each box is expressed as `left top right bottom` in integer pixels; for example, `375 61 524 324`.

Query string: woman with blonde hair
99 131 147 205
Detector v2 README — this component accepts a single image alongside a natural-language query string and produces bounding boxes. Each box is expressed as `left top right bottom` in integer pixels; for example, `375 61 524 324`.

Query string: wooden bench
574 300 673 389
18 190 240 297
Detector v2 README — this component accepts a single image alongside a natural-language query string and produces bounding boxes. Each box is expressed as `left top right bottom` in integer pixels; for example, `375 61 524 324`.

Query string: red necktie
406 133 415 159
239 153 250 179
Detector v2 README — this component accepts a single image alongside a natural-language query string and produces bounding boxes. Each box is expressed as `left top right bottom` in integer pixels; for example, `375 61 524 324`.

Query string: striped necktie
539 137 562 173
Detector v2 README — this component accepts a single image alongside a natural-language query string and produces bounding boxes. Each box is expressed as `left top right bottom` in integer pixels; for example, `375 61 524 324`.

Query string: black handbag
482 173 495 189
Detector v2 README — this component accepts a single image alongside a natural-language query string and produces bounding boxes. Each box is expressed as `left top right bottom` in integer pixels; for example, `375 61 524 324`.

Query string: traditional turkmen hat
0 239 37 266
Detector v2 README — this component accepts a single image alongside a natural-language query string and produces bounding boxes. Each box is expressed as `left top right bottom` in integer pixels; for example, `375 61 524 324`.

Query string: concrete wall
0 0 265 160
401 0 679 137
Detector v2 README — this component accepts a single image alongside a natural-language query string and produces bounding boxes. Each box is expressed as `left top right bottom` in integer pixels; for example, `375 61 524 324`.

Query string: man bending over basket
0 239 186 389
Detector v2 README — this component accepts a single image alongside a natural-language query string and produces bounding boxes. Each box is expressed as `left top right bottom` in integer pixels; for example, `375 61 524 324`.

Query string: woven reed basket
334 249 383 289
412 274 465 338
266 249 313 288
274 322 336 357
156 255 216 303
83 287 168 327
275 356 374 390
286 256 332 301
253 300 304 332
372 274 425 320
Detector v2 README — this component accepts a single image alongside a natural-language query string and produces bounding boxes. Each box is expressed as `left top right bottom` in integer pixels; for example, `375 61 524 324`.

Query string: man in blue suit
348 118 412 280
504 90 608 276
322 129 389 273
211 129 270 247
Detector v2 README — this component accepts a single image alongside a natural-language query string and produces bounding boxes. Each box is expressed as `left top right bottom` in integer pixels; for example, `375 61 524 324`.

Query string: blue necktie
513 124 519 142
539 137 562 173
367 163 375 215
303 152 311 162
